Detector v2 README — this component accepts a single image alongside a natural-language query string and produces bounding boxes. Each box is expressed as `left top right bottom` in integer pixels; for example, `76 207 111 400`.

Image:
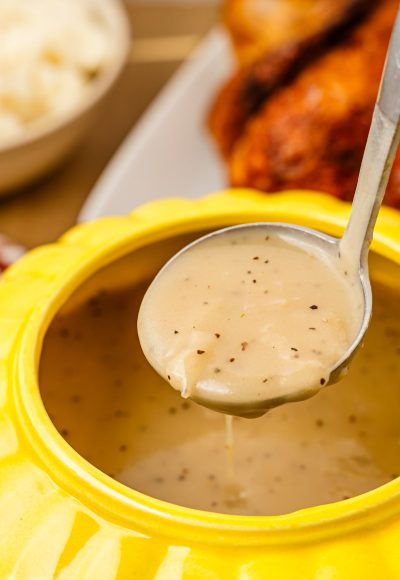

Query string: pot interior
38 231 400 517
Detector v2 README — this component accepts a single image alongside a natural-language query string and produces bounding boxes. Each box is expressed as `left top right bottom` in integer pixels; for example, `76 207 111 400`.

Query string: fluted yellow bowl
1 189 400 578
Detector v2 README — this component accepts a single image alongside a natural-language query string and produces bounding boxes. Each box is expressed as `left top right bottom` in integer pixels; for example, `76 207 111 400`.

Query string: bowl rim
0 0 130 154
7 190 400 546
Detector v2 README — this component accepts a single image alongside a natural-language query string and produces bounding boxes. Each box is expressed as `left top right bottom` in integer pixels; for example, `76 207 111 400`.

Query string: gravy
40 278 400 516
138 229 364 414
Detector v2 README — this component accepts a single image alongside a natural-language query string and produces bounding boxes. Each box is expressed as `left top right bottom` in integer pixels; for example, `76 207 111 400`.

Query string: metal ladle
140 9 400 417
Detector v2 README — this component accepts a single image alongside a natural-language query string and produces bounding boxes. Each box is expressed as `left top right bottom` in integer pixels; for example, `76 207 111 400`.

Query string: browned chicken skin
210 0 375 158
209 0 400 208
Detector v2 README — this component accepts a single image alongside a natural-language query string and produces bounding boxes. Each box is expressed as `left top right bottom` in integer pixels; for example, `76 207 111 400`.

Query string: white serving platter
79 28 234 221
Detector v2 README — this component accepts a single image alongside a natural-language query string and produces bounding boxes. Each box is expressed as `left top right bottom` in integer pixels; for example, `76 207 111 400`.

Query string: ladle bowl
146 221 371 418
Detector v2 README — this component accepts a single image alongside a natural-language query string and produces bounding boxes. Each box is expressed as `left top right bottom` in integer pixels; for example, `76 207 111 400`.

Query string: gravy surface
40 279 400 516
138 229 363 415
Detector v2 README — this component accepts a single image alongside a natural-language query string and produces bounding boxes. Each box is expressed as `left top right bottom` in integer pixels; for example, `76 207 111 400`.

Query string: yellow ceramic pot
1 189 400 579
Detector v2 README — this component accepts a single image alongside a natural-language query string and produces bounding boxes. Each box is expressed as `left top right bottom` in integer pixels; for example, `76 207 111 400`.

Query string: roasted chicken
209 0 400 208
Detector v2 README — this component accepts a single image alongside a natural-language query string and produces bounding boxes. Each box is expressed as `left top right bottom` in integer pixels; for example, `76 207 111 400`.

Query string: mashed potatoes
0 0 115 143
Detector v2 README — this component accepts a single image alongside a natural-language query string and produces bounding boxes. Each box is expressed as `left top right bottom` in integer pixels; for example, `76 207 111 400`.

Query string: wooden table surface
0 2 219 249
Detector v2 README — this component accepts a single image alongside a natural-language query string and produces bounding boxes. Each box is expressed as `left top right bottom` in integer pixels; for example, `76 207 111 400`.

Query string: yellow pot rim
6 189 400 547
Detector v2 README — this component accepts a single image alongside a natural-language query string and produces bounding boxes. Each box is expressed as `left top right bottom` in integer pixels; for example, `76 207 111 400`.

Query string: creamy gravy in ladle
138 228 364 416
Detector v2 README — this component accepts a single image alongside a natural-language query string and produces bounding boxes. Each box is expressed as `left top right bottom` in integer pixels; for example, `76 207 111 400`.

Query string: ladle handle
340 8 400 268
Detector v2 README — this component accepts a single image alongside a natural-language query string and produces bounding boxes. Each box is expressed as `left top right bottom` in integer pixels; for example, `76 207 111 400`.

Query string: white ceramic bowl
0 0 130 195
